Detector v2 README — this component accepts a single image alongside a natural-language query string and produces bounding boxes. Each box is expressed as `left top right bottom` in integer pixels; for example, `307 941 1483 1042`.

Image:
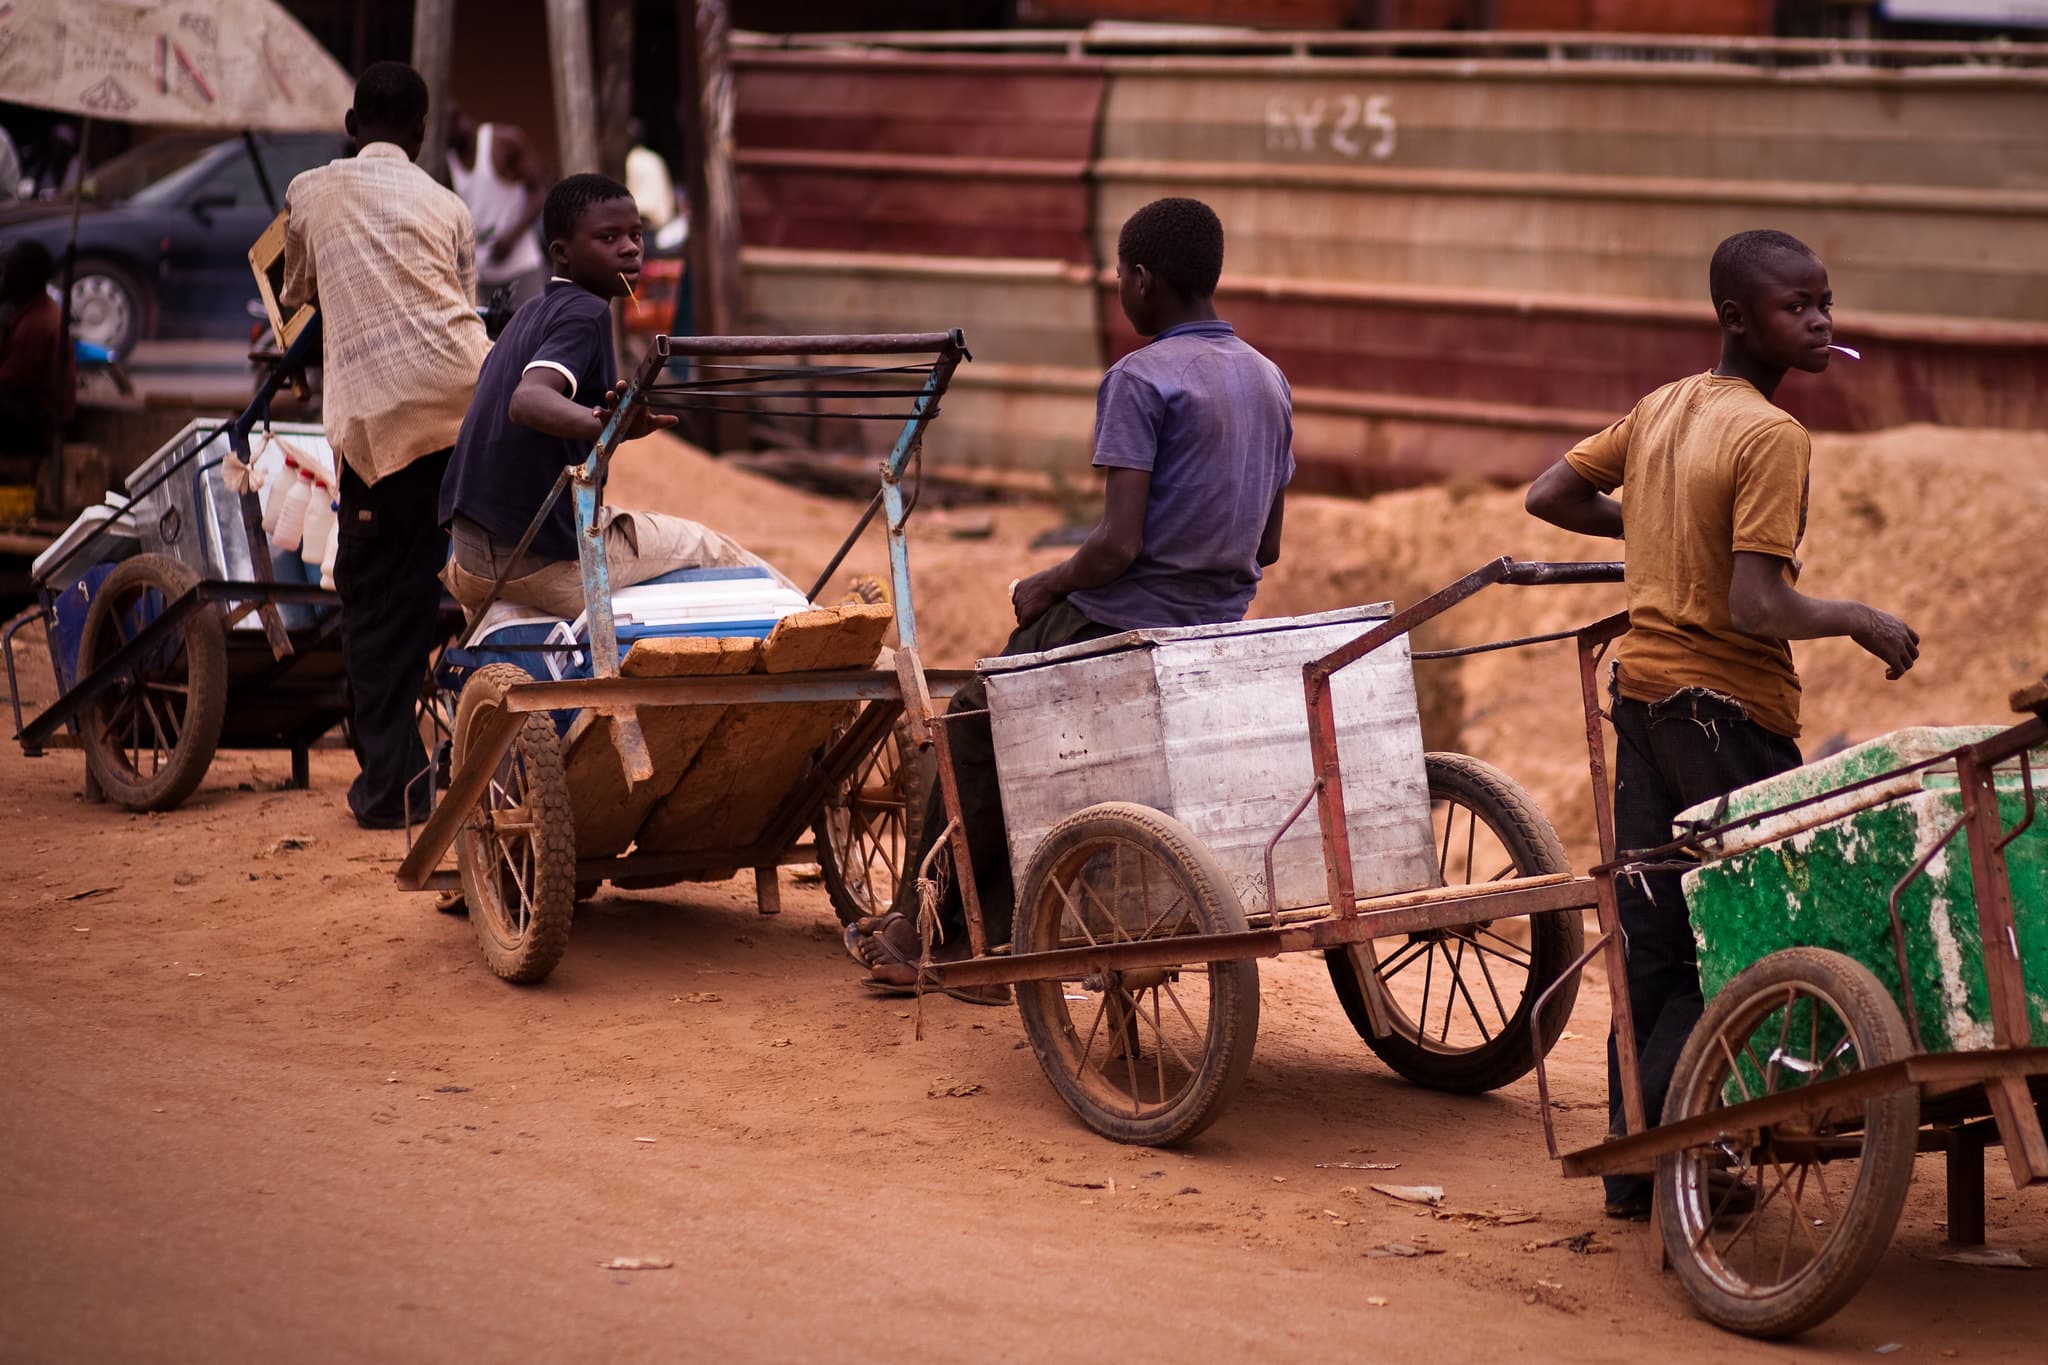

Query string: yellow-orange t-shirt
1564 371 1810 739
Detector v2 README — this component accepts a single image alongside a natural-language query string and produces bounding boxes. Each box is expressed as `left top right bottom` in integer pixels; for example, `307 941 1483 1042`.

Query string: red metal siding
734 52 1108 262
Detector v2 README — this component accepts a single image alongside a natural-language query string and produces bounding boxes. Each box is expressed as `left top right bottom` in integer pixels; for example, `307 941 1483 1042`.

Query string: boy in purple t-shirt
848 197 1294 999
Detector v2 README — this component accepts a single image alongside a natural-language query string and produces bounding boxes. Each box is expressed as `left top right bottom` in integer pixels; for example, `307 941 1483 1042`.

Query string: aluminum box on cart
122 418 336 586
980 603 1437 916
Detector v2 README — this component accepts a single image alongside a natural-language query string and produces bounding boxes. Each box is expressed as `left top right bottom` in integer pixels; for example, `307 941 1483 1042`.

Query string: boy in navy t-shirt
848 197 1295 997
440 173 788 619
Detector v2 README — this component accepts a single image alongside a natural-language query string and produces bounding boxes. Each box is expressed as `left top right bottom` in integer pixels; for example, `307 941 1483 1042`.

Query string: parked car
0 132 348 355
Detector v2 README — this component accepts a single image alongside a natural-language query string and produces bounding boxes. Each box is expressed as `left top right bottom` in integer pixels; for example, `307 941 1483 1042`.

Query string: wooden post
677 0 745 447
597 0 636 181
411 0 457 179
545 0 602 176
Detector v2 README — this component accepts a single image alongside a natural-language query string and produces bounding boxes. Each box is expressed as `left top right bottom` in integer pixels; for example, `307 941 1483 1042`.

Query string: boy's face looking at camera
1721 249 1834 376
550 196 644 300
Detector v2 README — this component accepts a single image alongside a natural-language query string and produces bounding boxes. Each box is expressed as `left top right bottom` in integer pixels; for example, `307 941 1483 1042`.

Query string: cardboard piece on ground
563 635 760 858
633 605 893 856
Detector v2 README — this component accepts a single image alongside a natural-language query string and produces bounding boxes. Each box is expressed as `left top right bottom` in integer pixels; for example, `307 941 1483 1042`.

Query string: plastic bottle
261 448 299 533
271 466 314 553
299 478 336 580
319 499 340 589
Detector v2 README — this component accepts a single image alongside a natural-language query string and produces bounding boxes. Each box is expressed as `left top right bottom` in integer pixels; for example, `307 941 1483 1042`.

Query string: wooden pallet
558 604 894 864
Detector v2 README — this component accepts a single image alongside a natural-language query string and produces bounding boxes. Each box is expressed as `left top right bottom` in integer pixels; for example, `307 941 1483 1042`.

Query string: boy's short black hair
543 173 635 246
1709 229 1819 309
352 61 428 130
1117 197 1224 301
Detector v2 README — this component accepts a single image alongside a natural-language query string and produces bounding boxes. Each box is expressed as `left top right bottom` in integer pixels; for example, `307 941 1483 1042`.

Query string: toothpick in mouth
619 271 637 300
1825 344 1861 360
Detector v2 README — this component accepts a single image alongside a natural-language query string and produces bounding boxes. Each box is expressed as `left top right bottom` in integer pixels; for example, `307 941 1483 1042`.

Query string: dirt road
6 427 2045 1360
2 730 2041 1362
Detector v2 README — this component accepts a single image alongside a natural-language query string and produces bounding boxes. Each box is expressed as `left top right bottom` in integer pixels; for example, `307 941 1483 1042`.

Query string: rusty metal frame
399 329 973 903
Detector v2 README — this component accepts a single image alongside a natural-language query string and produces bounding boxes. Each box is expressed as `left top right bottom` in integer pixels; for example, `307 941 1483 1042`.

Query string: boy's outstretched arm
1525 459 1623 538
1728 552 1920 679
1012 467 1149 627
507 369 675 443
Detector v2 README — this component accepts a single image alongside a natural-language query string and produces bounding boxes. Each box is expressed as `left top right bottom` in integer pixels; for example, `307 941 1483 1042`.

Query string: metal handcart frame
4 321 460 810
394 330 979 980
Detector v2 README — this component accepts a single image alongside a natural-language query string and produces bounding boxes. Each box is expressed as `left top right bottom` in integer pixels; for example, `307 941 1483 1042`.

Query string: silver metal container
122 420 338 629
982 604 1436 916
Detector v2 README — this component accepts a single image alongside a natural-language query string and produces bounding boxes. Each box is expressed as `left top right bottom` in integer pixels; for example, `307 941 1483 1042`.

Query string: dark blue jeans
1603 686 1801 1204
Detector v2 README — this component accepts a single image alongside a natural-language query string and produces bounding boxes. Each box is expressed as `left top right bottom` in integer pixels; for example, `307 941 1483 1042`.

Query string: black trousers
907 600 1120 948
1604 686 1802 1202
334 448 451 826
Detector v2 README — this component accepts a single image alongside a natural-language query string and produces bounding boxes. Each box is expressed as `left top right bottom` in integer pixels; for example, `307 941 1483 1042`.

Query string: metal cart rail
5 321 460 810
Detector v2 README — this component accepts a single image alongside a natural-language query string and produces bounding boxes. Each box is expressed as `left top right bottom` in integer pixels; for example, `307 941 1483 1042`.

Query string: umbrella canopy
0 0 353 133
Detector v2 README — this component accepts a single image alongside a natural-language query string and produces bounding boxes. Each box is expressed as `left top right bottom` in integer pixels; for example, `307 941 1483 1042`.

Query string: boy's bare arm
1256 488 1285 568
1727 552 1919 679
1012 467 1150 627
507 370 675 443
1525 459 1622 538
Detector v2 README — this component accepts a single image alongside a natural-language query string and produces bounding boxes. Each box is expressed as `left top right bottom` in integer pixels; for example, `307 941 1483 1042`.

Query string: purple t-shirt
1066 320 1294 630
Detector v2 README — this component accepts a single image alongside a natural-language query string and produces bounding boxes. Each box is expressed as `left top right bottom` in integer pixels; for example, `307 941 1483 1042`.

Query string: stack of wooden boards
558 603 895 874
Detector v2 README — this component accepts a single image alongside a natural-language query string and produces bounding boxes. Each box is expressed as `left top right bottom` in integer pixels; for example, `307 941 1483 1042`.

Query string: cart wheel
76 553 228 812
453 664 576 984
1655 947 1918 1339
815 716 932 927
1013 802 1259 1147
1326 752 1581 1093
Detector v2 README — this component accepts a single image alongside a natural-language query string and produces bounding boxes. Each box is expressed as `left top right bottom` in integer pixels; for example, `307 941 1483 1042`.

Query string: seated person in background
439 173 789 621
0 241 73 464
846 196 1295 999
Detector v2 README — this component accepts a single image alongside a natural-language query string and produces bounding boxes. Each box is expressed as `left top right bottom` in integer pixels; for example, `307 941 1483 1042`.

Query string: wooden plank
2012 675 2048 716
564 635 760 858
633 605 893 855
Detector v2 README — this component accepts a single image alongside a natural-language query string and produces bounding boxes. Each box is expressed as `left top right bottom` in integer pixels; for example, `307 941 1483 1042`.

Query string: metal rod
657 330 965 357
805 488 884 603
1534 931 1617 1160
1578 626 1648 1139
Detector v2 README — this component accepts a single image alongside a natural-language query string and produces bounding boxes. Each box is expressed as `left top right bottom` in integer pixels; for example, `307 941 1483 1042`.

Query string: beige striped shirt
282 143 491 485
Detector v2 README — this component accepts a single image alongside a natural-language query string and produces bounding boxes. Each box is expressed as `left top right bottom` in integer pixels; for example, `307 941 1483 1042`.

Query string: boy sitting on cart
439 173 791 620
1524 229 1920 1220
847 196 1295 999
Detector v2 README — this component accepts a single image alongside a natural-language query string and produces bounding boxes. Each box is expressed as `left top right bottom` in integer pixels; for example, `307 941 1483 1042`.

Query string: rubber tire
815 715 932 927
1326 751 1581 1093
69 257 148 356
1014 802 1260 1147
77 553 228 812
1656 947 1918 1339
454 664 576 984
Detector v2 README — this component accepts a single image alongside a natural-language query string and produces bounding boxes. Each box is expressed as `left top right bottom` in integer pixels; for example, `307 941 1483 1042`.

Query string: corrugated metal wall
732 37 2048 492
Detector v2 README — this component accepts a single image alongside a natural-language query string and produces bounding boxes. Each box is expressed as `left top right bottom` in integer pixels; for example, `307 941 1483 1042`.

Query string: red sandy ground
2 427 2043 1361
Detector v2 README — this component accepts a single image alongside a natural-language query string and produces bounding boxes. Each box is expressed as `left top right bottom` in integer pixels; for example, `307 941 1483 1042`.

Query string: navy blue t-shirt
439 279 616 562
1066 320 1294 631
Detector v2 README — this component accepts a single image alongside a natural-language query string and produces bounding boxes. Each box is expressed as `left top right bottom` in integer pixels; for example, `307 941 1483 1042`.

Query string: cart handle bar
656 330 966 359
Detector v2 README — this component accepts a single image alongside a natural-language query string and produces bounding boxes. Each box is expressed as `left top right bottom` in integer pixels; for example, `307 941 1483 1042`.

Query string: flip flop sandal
843 910 914 969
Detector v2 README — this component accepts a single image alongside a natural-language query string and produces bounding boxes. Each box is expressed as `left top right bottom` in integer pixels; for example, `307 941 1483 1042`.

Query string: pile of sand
608 422 2048 861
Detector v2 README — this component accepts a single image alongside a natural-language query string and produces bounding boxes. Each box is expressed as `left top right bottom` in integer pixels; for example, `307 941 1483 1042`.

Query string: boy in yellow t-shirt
1525 229 1919 1219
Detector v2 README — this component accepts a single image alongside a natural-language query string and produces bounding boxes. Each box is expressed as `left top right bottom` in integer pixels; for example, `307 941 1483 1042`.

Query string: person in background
448 109 549 314
0 240 73 468
1524 228 1919 1220
282 62 491 830
624 119 676 231
0 123 22 201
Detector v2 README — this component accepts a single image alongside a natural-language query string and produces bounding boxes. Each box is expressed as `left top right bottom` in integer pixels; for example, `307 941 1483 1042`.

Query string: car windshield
78 135 218 203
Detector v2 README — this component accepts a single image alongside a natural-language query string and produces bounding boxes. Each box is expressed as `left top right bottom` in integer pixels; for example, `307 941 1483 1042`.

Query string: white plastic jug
260 449 300 533
319 501 340 589
299 480 336 578
271 467 315 553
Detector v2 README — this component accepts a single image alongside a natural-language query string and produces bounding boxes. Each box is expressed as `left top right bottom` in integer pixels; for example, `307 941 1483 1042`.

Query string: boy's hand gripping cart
395 330 975 983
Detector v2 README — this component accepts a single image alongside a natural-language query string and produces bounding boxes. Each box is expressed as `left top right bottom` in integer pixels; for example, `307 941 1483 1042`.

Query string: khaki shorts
441 508 797 620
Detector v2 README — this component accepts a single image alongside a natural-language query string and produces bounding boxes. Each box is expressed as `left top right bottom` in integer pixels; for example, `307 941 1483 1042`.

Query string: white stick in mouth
1825 343 1861 360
